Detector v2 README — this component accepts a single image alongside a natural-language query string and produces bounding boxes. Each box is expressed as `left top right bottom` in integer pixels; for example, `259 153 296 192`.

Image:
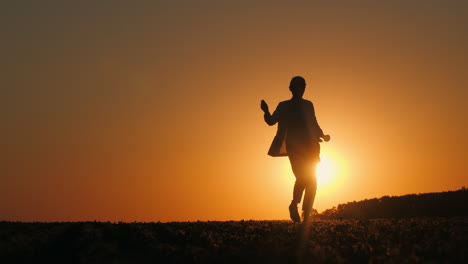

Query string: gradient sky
2 0 467 222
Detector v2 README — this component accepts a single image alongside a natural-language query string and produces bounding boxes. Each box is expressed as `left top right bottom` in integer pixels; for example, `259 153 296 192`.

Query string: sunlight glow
316 149 346 194
316 156 334 186
282 148 346 195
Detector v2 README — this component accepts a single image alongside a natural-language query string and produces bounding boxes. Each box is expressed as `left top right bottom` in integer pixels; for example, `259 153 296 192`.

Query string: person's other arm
310 102 324 136
310 102 330 142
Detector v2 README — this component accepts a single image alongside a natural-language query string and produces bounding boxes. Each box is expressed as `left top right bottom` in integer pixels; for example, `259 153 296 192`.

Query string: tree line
319 187 468 219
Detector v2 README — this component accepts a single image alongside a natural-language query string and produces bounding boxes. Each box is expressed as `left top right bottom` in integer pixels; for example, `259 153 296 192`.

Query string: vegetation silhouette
261 76 330 224
319 187 468 219
2 217 467 263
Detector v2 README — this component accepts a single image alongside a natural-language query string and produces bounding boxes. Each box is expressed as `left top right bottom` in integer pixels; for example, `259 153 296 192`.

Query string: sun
315 149 345 193
282 148 345 194
316 156 334 186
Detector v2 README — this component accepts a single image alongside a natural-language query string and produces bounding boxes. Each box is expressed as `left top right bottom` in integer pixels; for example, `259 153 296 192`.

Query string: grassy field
1 218 467 263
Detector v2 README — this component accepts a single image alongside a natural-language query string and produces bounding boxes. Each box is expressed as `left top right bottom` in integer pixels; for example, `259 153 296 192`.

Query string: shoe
289 203 301 223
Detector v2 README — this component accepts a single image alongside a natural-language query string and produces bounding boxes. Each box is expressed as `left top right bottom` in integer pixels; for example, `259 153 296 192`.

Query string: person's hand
260 100 269 114
322 134 331 142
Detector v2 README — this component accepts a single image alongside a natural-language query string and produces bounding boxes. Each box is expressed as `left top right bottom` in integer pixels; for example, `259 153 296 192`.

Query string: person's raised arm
261 100 278 126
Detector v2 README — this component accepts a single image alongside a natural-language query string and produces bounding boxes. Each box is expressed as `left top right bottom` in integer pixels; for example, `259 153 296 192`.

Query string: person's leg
289 154 306 204
302 163 317 221
291 153 318 222
292 178 306 204
288 153 304 222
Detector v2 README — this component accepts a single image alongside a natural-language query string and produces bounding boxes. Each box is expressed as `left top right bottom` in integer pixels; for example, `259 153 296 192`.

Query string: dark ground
1 218 467 263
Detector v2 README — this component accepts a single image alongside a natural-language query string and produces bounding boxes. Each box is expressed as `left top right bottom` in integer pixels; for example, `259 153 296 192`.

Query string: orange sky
2 1 468 222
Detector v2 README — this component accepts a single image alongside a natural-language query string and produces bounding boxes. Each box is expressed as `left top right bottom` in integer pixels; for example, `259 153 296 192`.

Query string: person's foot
289 203 301 223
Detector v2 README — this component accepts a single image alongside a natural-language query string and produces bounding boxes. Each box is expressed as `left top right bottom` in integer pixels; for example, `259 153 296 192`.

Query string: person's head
289 76 306 98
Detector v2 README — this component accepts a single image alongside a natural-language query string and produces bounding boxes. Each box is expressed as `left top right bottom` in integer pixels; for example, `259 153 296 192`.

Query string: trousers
288 152 318 212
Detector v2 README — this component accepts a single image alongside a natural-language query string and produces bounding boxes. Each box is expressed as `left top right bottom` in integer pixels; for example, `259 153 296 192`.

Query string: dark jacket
264 98 324 159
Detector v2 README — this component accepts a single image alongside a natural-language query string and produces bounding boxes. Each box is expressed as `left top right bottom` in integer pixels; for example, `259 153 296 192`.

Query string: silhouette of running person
261 76 330 223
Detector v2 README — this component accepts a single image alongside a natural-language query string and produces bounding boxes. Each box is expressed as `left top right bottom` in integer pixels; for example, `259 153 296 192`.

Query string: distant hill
319 187 468 219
